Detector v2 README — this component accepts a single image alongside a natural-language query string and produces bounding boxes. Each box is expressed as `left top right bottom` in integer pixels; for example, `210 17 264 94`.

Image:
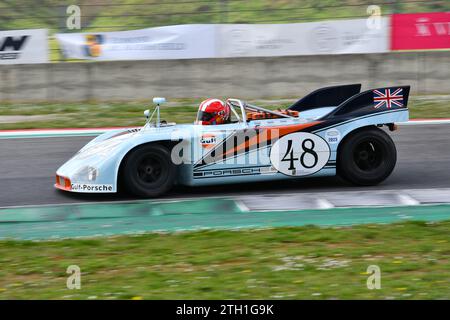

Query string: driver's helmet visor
197 111 216 122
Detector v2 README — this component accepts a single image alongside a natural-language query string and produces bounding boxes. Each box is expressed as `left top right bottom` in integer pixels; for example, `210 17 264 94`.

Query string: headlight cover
72 166 99 183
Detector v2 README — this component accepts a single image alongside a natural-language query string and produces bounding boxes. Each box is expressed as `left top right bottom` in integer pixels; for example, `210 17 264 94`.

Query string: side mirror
153 97 166 105
144 109 150 119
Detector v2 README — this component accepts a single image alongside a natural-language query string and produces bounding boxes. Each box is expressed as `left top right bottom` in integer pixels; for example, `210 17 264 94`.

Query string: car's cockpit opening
195 98 301 125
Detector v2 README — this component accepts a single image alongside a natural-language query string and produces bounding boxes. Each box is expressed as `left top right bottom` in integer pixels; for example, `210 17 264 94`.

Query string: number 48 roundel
270 132 331 176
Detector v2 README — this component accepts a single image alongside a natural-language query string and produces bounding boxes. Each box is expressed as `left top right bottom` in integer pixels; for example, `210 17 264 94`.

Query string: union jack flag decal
373 88 404 109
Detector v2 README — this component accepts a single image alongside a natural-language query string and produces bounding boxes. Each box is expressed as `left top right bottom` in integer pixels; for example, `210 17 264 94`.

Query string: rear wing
322 85 411 119
288 84 361 112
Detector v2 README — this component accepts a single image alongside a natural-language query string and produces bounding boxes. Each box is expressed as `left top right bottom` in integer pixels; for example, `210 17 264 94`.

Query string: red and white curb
0 119 449 139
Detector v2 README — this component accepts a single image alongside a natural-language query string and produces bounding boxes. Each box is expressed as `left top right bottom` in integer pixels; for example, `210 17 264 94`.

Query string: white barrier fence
55 24 216 61
217 18 389 57
0 18 389 64
54 18 389 61
0 29 48 64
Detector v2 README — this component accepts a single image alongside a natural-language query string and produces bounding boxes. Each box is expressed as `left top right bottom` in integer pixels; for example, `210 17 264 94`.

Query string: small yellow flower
131 296 143 300
396 288 407 291
393 260 403 264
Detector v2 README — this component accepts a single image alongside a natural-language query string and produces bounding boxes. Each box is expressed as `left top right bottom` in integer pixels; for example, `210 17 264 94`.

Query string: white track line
0 120 449 139
3 187 448 210
399 119 450 125
316 198 335 209
398 194 421 206
235 200 250 212
0 127 132 139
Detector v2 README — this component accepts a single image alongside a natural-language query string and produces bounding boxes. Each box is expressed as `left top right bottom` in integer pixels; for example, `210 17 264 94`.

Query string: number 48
281 139 318 170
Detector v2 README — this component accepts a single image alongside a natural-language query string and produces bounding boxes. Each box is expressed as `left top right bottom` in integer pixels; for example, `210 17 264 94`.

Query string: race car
55 84 410 197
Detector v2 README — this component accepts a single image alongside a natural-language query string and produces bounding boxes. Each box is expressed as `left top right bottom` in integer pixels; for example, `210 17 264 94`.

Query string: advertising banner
217 18 389 57
55 25 216 60
55 18 389 61
391 12 450 50
0 29 48 64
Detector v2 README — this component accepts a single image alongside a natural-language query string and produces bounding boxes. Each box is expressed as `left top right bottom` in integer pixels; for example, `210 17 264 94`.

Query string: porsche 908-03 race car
55 84 410 197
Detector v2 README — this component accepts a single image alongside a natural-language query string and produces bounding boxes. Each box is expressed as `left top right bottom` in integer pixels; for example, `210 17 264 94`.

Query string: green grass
0 96 448 130
0 101 199 129
408 96 450 119
0 220 449 299
2 0 448 33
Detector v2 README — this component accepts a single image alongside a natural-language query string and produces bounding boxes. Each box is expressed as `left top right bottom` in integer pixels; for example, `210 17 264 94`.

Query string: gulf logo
200 134 217 149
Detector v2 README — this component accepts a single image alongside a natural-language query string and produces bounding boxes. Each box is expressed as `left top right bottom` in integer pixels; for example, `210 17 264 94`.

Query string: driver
196 98 231 125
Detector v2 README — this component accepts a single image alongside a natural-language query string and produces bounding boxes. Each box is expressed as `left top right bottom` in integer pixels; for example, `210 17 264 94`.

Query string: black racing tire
121 144 176 197
337 127 397 186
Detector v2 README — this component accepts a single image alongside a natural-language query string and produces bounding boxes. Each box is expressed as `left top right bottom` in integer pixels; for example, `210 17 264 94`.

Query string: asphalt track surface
0 124 449 207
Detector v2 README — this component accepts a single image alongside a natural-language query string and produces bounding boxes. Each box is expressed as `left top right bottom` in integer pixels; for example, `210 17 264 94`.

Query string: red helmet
196 98 230 125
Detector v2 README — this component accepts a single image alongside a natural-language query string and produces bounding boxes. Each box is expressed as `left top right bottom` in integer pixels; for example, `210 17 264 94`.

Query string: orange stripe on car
223 121 321 158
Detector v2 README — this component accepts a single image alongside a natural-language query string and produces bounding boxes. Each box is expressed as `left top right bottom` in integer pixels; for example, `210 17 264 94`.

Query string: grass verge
0 220 449 299
3 0 447 35
0 96 449 130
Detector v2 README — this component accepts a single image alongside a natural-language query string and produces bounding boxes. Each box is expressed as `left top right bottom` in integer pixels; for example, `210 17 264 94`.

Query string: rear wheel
121 144 175 197
337 127 396 186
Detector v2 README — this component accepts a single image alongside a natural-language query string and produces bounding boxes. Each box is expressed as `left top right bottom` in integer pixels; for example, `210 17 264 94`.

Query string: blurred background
1 1 449 32
1 1 450 300
0 0 448 61
0 1 449 128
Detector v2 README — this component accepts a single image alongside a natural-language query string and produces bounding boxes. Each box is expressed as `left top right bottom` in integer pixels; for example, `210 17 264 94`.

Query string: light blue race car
55 84 410 197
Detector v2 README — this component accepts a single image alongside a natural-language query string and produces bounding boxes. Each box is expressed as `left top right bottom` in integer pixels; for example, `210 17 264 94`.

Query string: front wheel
121 144 176 197
337 127 397 186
